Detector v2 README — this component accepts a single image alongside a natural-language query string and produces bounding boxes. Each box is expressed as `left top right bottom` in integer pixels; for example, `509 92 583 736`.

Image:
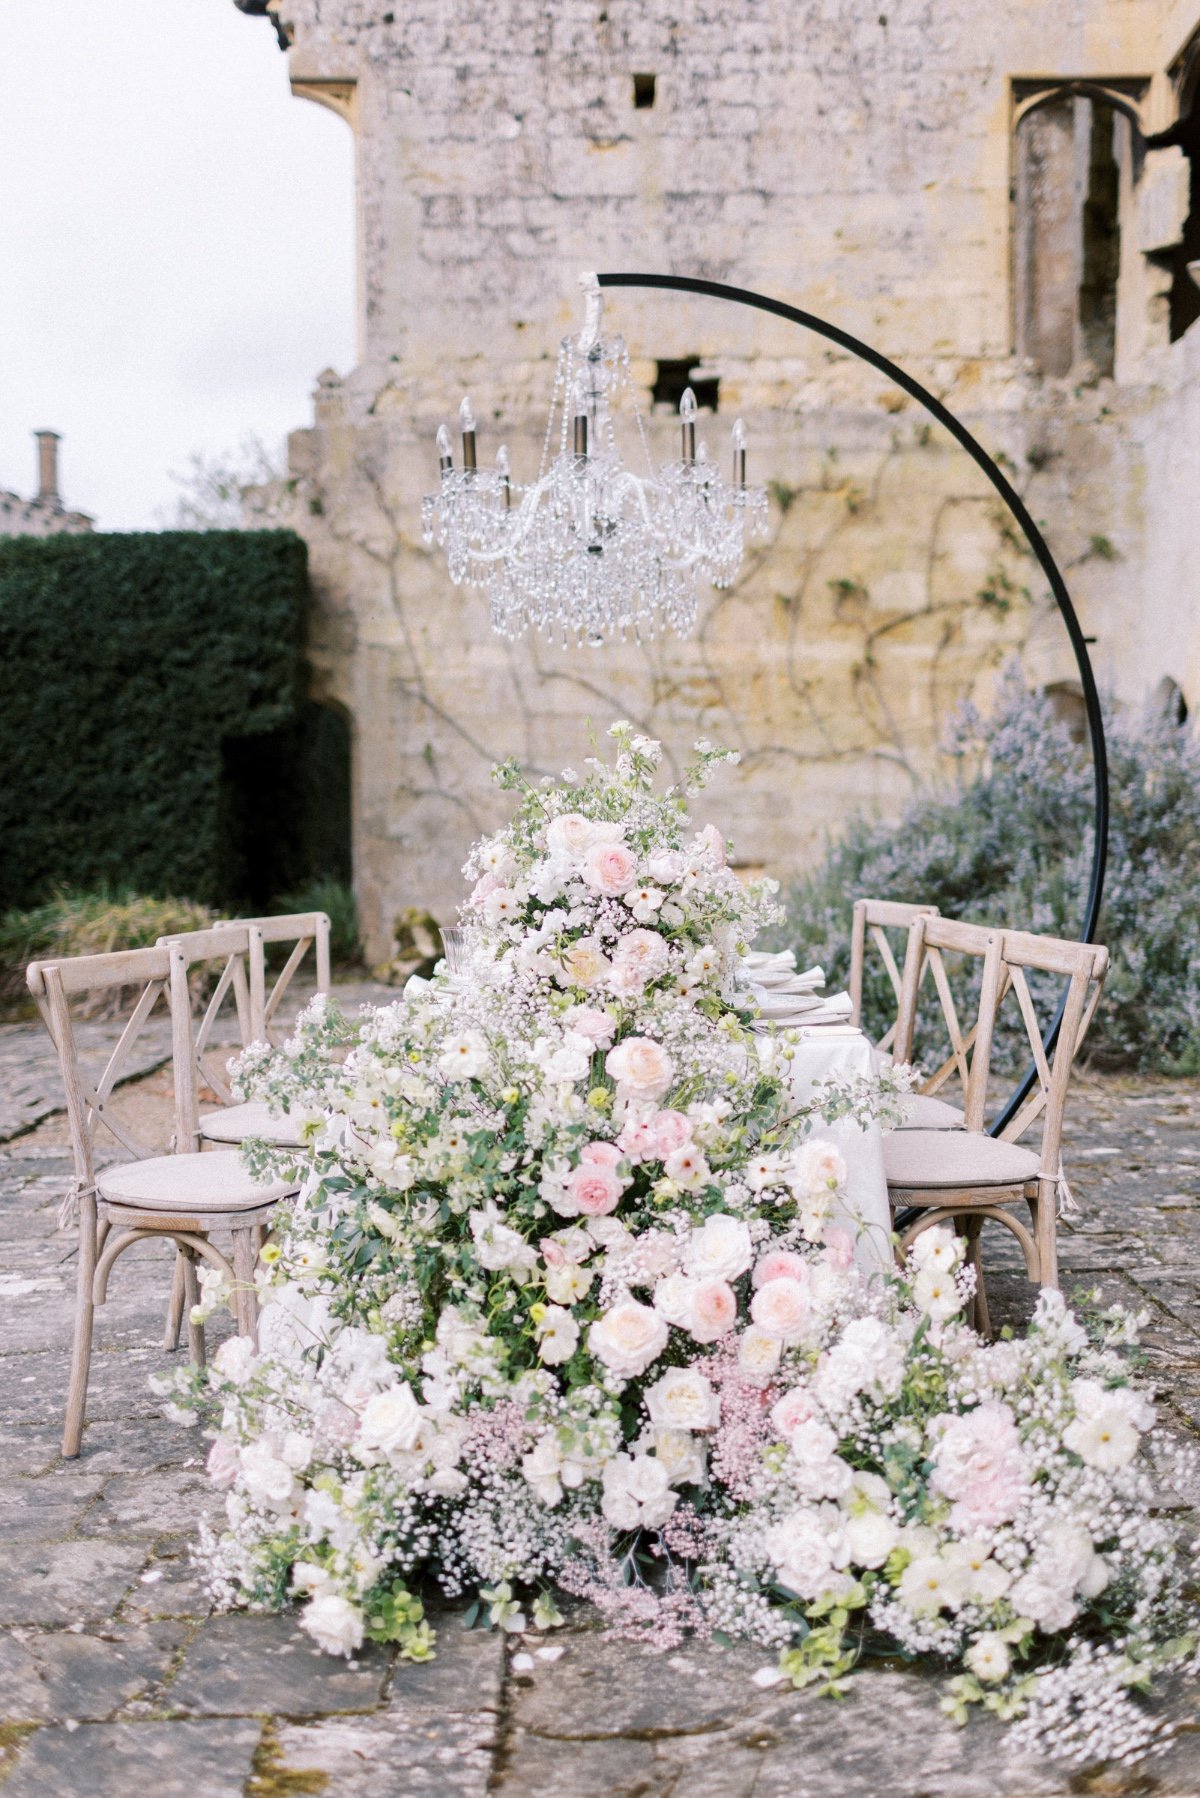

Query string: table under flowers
160 723 1196 1769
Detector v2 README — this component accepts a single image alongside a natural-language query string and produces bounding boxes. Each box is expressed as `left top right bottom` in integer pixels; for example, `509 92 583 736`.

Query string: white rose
644 1366 720 1432
358 1384 423 1456
652 1428 707 1488
300 1592 365 1658
737 1326 782 1384
766 1506 850 1601
652 1271 696 1327
589 1299 669 1380
684 1213 753 1283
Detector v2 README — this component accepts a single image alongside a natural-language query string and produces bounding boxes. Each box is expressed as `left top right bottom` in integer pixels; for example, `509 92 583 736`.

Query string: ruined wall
239 0 1200 958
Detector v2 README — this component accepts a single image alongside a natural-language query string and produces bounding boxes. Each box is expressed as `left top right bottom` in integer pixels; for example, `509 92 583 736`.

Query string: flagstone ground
1 995 1199 1796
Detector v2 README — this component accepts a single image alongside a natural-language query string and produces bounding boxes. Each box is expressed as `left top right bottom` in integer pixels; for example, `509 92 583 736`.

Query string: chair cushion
199 1101 305 1147
885 1129 1040 1192
98 1152 297 1212
900 1094 966 1131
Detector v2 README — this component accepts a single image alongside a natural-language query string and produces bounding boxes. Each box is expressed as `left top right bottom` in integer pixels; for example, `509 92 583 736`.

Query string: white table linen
784 1025 893 1278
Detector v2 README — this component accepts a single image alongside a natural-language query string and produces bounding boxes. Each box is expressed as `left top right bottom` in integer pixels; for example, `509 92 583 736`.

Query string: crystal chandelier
421 272 768 646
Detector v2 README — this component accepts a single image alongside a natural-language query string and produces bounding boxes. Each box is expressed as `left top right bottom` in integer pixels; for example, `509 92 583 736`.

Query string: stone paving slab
1 1044 1200 1795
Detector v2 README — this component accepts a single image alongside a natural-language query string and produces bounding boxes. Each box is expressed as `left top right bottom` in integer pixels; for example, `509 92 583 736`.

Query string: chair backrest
991 930 1109 1153
227 911 331 1044
848 899 939 1055
895 915 1005 1127
158 925 256 1134
26 946 177 1188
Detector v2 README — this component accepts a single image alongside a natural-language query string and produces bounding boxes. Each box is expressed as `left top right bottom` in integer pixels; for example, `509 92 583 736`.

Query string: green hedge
0 530 308 908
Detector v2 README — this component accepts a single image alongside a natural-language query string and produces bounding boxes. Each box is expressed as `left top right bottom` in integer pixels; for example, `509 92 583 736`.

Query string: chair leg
163 1251 187 1351
62 1195 99 1459
180 1248 206 1368
965 1217 991 1340
231 1227 260 1341
1033 1179 1058 1290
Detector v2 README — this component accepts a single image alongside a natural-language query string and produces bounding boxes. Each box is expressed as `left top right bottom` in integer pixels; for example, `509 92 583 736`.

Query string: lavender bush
774 667 1200 1073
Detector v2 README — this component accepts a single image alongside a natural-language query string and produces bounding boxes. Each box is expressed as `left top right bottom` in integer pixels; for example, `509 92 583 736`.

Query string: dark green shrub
772 668 1200 1072
0 531 307 908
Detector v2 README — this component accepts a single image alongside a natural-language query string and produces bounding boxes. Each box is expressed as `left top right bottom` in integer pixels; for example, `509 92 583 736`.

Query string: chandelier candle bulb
680 386 697 461
496 443 512 509
459 396 477 471
732 418 747 488
436 424 453 474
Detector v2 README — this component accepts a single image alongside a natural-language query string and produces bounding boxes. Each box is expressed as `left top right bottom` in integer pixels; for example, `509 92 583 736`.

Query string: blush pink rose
769 1386 816 1439
750 1275 812 1343
616 1113 659 1161
540 1237 568 1270
580 1140 623 1170
569 1165 623 1217
752 1250 811 1290
567 1006 616 1049
582 840 639 897
685 1278 738 1343
651 1109 693 1157
470 872 501 904
612 928 669 980
822 1228 855 1271
206 1437 240 1487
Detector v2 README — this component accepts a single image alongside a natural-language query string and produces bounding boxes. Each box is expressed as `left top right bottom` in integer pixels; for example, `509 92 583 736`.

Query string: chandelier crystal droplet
421 272 769 646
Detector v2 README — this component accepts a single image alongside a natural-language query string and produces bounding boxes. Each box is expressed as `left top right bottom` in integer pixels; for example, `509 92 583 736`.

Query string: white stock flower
213 1334 258 1386
522 1434 565 1507
469 1206 539 1274
300 1592 365 1657
600 1453 678 1530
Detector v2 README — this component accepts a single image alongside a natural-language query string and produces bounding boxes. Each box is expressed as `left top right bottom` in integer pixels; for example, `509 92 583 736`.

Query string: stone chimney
34 431 61 508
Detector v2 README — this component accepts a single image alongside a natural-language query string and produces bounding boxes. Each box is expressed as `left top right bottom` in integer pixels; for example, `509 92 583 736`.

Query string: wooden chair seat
885 1127 1039 1192
98 1150 298 1211
901 1093 965 1131
199 1100 306 1147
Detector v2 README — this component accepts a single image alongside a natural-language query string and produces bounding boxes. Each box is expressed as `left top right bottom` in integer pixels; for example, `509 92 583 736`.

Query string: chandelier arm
595 270 1108 1138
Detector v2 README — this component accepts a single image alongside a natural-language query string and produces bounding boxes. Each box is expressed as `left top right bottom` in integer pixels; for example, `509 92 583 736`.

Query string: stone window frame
1010 77 1149 377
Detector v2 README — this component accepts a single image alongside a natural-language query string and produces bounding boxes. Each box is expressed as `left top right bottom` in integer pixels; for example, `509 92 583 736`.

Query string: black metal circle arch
597 270 1110 1135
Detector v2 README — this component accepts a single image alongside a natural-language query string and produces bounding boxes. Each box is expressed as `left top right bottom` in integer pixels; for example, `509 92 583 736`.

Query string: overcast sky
0 0 356 530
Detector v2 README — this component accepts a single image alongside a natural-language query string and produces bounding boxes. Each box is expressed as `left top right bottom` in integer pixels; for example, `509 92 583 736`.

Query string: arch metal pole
597 271 1110 1133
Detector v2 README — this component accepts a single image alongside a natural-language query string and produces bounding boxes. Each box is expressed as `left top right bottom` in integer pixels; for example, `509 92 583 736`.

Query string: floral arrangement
162 725 1197 1767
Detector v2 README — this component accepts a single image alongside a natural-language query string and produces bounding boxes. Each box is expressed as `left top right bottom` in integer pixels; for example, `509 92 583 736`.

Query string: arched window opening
1154 676 1189 726
1144 51 1200 342
1014 87 1136 377
1042 680 1089 742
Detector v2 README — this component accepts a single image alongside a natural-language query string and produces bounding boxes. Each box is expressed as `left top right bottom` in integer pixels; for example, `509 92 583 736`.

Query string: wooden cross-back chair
886 920 1109 1329
849 898 965 1130
160 913 329 1149
27 946 298 1458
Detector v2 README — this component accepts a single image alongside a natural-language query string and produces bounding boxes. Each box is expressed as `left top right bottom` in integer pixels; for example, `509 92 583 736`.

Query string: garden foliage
774 669 1200 1073
0 530 307 909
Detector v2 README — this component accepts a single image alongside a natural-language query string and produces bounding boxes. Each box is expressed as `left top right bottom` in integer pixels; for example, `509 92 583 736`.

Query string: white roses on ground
601 1453 678 1530
588 1299 670 1380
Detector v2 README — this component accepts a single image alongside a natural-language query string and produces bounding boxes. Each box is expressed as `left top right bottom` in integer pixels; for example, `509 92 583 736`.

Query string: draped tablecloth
783 1024 893 1278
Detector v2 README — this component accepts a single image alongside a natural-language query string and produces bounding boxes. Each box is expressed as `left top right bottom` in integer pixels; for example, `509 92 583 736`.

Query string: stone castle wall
239 0 1200 958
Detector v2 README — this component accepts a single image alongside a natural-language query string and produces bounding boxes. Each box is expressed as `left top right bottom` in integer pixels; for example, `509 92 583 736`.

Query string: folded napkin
738 960 825 993
752 990 854 1025
741 949 796 973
